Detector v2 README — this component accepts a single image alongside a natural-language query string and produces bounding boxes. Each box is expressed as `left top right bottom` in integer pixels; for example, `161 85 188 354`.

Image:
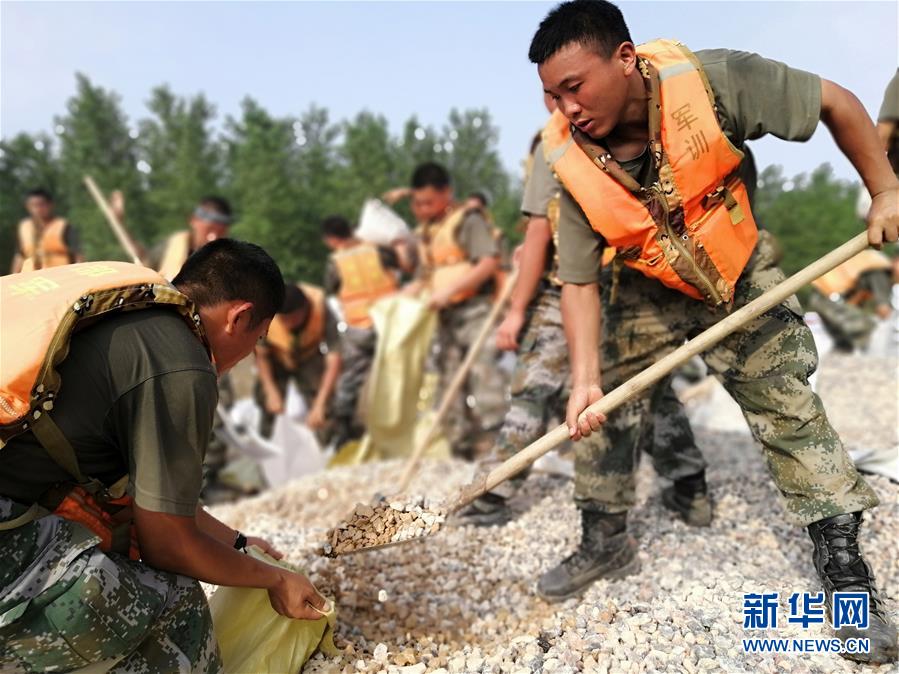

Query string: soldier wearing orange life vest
10 188 84 274
319 215 401 449
523 2 898 660
0 242 327 672
392 162 508 460
254 282 342 444
147 195 234 281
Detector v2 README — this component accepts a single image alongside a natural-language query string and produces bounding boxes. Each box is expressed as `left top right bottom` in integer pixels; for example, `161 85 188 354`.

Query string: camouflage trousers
488 285 706 499
806 269 892 351
253 360 332 446
575 230 879 526
0 499 221 673
430 295 509 458
332 326 377 444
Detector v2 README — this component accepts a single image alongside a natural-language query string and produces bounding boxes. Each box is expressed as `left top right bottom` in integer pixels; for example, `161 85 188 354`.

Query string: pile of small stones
321 497 447 557
209 355 897 673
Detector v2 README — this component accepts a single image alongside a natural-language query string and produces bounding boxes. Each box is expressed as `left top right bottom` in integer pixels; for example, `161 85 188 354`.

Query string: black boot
661 470 713 527
536 510 640 602
452 492 514 527
807 512 898 664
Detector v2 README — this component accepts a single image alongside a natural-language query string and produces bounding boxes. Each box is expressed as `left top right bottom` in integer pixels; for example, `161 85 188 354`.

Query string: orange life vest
419 207 478 305
542 39 758 305
157 231 192 281
18 217 73 271
265 283 327 370
332 243 398 329
811 249 892 298
0 262 209 558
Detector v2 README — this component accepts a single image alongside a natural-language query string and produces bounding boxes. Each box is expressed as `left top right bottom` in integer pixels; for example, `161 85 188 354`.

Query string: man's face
25 196 54 222
210 307 272 375
539 41 632 140
190 216 229 250
411 185 453 224
280 306 309 333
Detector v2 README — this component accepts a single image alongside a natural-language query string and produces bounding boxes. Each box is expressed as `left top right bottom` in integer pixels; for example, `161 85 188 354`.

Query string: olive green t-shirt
416 208 500 295
523 48 822 285
0 309 218 516
878 69 899 175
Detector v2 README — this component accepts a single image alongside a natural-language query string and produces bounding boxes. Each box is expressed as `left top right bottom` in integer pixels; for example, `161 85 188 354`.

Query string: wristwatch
234 531 248 551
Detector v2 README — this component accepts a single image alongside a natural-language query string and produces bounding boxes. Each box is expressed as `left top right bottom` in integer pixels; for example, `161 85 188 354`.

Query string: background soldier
321 215 401 450
148 195 234 281
255 282 342 445
10 187 84 274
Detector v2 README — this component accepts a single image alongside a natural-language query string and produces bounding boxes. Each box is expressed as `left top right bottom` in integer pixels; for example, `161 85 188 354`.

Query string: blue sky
2 1 897 183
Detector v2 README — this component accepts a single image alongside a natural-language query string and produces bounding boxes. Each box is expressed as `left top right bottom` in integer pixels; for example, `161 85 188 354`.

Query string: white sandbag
356 198 410 246
259 415 327 488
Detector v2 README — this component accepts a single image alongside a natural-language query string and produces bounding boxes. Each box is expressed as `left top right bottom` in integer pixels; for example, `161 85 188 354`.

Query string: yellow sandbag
332 295 441 464
209 547 338 673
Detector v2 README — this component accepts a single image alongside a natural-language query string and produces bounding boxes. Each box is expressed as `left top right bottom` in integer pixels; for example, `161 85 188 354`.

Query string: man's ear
225 301 255 335
618 42 637 74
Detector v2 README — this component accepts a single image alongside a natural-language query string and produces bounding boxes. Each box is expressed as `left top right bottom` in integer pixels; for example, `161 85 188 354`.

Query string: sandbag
355 199 410 246
209 546 338 673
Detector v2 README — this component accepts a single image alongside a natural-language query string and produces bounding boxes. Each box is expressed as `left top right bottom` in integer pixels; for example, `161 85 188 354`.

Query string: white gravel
209 357 898 673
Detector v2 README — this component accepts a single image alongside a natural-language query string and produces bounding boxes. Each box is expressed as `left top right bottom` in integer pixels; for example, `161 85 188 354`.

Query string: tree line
1 74 872 286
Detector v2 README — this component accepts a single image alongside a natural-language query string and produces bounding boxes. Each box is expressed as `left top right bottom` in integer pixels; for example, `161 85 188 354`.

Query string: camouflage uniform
487 283 706 498
575 231 879 525
806 270 893 351
0 499 221 673
331 326 376 443
431 295 508 458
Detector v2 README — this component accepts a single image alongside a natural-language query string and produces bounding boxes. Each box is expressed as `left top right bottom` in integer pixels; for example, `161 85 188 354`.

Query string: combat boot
452 493 514 527
807 512 898 664
536 510 640 602
661 470 713 527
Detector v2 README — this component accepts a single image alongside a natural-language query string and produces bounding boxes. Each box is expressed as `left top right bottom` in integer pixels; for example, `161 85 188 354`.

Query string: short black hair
173 239 284 328
198 195 232 218
468 191 489 208
321 215 353 240
411 162 451 190
279 283 310 315
529 0 632 64
26 187 53 202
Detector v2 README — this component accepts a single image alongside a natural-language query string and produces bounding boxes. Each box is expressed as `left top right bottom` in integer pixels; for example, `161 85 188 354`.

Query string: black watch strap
234 531 248 551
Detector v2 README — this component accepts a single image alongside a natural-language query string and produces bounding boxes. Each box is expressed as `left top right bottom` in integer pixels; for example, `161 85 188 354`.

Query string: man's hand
268 569 328 620
875 304 893 320
866 186 899 247
566 384 607 441
428 288 453 311
265 389 284 415
246 536 284 560
496 308 526 351
382 187 411 206
306 403 326 430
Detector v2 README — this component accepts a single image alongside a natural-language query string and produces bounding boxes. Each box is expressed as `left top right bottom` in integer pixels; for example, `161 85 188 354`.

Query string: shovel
326 232 872 556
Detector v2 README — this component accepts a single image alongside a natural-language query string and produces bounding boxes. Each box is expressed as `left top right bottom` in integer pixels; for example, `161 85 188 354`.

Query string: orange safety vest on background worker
157 231 192 281
811 249 892 301
17 218 74 272
419 207 479 305
542 38 758 306
0 262 208 558
265 283 327 371
332 244 398 329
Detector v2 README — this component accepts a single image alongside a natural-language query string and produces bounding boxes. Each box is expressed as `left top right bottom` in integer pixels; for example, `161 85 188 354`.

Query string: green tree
338 111 400 211
0 132 62 268
138 86 222 246
56 74 146 261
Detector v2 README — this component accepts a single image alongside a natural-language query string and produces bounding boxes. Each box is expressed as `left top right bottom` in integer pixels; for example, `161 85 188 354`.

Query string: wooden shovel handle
446 232 871 512
83 176 144 265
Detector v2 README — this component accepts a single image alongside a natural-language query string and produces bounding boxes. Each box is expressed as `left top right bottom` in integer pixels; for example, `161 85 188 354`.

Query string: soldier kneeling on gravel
525 0 897 663
0 241 326 672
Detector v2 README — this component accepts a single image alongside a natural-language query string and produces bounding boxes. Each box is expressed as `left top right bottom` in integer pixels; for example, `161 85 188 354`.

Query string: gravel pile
209 357 898 673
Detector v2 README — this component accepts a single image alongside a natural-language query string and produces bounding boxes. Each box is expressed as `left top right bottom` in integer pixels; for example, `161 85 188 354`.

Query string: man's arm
308 351 341 430
561 282 606 440
429 256 500 310
496 216 552 350
254 345 284 415
134 505 325 620
820 79 899 245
